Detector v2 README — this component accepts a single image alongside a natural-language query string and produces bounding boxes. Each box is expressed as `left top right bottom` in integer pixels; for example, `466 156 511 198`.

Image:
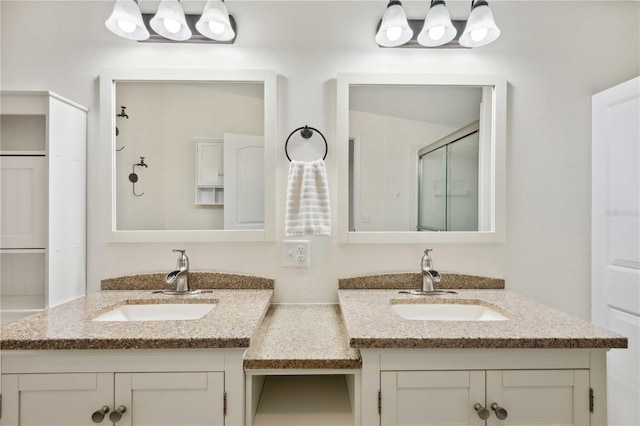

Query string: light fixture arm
471 0 490 9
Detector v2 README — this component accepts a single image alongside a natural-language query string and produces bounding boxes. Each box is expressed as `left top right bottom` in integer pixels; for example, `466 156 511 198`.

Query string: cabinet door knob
474 403 490 420
91 406 110 423
491 402 508 420
109 405 127 423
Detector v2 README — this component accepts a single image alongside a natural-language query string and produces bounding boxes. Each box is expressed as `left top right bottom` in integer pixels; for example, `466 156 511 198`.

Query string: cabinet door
197 142 223 186
381 370 486 426
0 156 46 249
115 372 225 426
486 370 590 426
0 373 113 426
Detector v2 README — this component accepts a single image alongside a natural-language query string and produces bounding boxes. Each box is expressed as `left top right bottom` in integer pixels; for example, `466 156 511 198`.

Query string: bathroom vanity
337 275 627 426
0 275 273 426
0 273 627 426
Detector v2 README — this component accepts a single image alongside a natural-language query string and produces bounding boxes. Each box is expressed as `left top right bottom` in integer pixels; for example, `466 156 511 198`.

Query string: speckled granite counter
244 304 362 369
338 289 627 349
339 272 504 290
0 289 273 350
101 272 274 290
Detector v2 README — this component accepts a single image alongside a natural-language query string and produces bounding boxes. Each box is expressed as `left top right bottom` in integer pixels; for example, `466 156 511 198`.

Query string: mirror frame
100 69 277 242
336 73 506 244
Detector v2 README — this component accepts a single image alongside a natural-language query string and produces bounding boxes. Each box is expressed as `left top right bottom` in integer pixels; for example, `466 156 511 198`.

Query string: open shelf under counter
244 304 362 425
253 375 354 426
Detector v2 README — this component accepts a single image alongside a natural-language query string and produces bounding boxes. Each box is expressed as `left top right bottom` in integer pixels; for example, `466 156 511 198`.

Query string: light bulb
208 21 226 35
471 27 488 42
386 26 402 42
117 19 137 34
428 25 445 41
163 18 182 34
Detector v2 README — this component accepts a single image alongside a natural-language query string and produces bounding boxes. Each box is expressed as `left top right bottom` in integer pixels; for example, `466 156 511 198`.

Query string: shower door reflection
418 129 479 232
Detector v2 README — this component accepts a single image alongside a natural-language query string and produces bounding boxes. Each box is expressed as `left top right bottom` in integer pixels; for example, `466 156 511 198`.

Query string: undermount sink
92 303 217 322
391 301 509 321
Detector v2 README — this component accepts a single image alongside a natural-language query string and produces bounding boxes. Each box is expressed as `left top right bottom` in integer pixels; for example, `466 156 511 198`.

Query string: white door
380 370 486 426
485 370 589 426
0 156 46 249
592 76 640 426
223 133 264 230
114 372 225 426
0 373 113 425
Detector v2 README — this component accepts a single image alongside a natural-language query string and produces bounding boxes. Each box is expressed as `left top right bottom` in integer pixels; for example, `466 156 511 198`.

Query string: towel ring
285 125 328 162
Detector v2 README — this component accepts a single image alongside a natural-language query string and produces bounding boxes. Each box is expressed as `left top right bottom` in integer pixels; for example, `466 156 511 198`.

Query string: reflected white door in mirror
336 73 506 244
99 69 276 243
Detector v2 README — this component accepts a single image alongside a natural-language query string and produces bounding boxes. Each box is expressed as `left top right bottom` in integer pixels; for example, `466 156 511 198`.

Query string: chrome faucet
152 250 212 295
421 248 441 292
166 249 190 292
399 249 455 296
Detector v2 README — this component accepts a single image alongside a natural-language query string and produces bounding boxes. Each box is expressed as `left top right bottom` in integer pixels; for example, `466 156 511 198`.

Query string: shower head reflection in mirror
336 73 506 244
100 69 277 243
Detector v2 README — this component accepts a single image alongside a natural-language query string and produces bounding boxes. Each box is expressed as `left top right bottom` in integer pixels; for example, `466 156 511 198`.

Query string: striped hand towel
285 159 331 236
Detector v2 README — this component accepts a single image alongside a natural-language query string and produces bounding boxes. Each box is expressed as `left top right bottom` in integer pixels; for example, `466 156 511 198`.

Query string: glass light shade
150 0 192 41
375 2 413 47
459 2 500 47
105 0 150 41
196 0 235 41
417 2 457 47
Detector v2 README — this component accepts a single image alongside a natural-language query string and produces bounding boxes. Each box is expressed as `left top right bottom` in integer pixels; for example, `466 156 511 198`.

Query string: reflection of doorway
223 133 264 230
348 137 360 232
418 127 479 232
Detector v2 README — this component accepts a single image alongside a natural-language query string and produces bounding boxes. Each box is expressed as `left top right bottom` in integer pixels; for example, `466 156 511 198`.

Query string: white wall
1 1 638 318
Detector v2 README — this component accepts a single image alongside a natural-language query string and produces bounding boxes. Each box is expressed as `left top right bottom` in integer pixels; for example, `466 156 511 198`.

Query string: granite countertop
338 289 628 349
244 304 362 369
0 289 273 350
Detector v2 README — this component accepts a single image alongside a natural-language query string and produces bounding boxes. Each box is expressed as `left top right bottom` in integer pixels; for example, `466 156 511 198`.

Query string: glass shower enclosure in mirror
418 120 482 232
337 73 506 244
100 69 276 242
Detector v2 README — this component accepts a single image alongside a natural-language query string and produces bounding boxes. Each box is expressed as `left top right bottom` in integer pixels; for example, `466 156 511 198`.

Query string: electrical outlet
283 240 310 268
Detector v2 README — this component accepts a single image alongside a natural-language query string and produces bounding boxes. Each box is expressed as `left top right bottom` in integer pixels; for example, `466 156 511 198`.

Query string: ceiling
349 85 483 128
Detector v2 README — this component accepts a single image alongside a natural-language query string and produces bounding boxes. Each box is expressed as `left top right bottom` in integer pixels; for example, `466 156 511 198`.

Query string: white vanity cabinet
381 369 589 426
1 350 242 426
2 372 224 426
196 138 224 205
0 91 87 324
363 349 605 426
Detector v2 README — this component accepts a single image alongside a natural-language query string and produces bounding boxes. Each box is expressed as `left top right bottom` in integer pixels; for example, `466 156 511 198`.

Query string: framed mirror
100 69 276 242
336 73 506 244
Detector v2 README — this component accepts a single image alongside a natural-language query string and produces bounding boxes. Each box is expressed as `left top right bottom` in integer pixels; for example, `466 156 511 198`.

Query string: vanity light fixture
375 0 500 48
196 0 236 41
105 0 150 41
375 0 414 47
150 0 192 41
459 0 501 48
105 0 238 43
417 0 457 47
